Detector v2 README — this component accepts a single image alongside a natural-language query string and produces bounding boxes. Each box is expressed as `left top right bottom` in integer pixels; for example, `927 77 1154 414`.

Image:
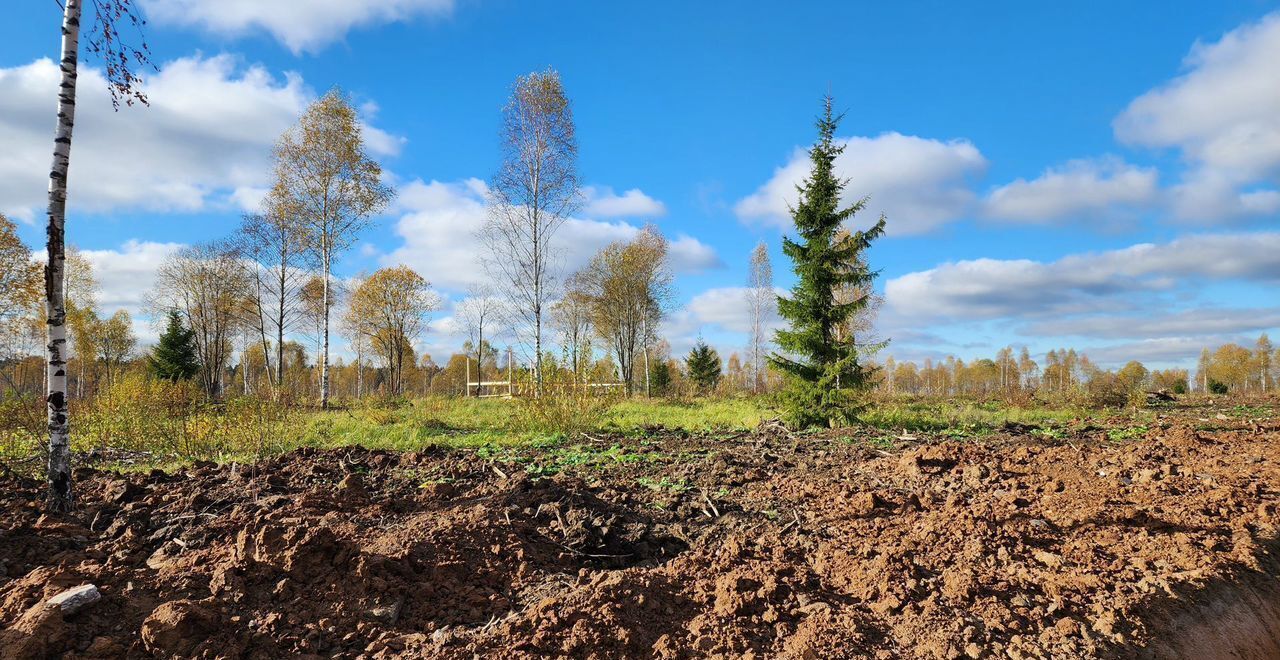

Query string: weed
1030 426 1067 440
637 476 692 493
865 435 896 450
1106 426 1149 442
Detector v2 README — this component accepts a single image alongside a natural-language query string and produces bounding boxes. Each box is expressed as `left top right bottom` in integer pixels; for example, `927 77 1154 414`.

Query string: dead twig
702 491 721 518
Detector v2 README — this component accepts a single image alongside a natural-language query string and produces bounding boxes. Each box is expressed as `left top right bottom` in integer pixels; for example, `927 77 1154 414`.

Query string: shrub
80 373 302 462
516 391 615 438
0 393 43 471
1083 371 1130 408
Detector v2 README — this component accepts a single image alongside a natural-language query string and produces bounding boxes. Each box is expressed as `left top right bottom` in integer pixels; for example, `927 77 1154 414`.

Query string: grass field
0 392 1165 473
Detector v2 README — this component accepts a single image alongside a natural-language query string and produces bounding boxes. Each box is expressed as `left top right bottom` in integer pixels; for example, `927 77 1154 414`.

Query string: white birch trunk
320 245 331 408
45 0 82 512
642 315 651 397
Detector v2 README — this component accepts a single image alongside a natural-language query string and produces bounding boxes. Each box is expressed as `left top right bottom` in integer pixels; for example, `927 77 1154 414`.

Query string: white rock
47 584 101 614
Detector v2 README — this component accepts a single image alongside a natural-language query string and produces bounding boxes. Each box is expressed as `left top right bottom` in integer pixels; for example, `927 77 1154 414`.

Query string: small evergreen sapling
685 341 722 394
149 310 200 382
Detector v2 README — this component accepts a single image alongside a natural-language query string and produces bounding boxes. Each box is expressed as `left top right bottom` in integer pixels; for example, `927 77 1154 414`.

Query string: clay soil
2 401 1279 659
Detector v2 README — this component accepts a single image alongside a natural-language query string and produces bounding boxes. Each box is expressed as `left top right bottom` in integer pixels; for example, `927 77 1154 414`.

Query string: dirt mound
2 409 1278 658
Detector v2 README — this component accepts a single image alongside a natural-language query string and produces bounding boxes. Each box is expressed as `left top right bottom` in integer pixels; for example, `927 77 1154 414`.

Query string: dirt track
2 403 1278 658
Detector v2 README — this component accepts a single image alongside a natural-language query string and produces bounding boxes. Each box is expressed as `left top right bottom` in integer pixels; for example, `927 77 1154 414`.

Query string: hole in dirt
494 475 696 570
519 480 690 570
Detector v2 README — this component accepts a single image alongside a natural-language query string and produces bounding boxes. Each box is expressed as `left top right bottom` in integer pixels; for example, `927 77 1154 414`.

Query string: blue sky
2 1 1278 369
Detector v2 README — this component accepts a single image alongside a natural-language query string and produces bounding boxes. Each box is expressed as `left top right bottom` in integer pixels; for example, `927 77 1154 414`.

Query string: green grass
636 476 692 493
604 397 768 432
295 396 767 453
5 390 1211 478
1105 425 1149 443
858 400 1086 432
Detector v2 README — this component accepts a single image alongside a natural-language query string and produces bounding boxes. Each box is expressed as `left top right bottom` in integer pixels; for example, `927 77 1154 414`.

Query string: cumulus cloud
384 178 722 293
1114 12 1280 221
735 132 987 235
885 232 1280 321
983 157 1158 224
659 286 785 357
0 55 398 221
583 186 667 218
72 240 186 345
141 0 455 54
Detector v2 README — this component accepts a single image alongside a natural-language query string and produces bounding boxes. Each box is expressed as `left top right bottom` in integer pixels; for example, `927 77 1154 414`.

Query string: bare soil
2 401 1278 659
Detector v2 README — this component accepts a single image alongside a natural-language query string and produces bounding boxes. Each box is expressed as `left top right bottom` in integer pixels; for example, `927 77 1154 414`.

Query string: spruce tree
685 341 722 394
770 96 887 428
149 310 200 382
649 361 672 396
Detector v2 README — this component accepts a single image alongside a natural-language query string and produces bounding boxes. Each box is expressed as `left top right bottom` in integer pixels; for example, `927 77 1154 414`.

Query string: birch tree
64 249 100 399
43 0 151 511
271 89 393 408
0 215 42 364
235 209 310 391
551 282 593 387
456 287 502 396
747 242 773 393
574 227 673 395
339 277 368 398
347 266 440 395
149 244 251 400
299 275 336 395
94 309 136 387
481 69 581 397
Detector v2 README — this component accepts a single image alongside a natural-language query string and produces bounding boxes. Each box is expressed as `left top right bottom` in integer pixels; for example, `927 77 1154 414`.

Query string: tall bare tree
347 266 440 395
747 242 773 393
551 281 594 387
339 276 368 398
43 0 151 510
149 244 251 400
299 275 336 395
481 69 581 397
235 209 311 391
455 286 503 396
271 89 393 408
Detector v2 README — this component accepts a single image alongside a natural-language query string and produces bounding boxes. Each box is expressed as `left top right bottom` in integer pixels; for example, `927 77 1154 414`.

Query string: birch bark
44 0 82 512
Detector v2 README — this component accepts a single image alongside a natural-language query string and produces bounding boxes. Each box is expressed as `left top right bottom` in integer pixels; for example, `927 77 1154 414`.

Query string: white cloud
1022 307 1280 339
78 240 184 316
672 287 756 335
73 240 186 345
659 286 786 358
668 234 724 273
735 132 987 235
383 178 490 291
0 55 400 221
583 186 667 218
1115 12 1280 221
1164 171 1280 220
384 178 721 293
885 232 1280 322
1084 336 1258 366
141 0 456 54
984 157 1158 223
